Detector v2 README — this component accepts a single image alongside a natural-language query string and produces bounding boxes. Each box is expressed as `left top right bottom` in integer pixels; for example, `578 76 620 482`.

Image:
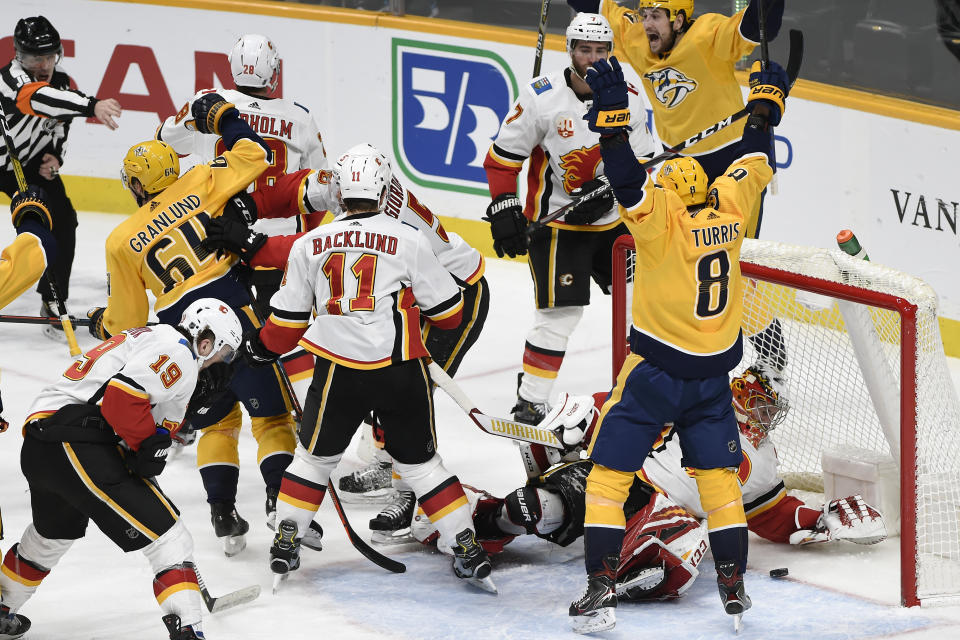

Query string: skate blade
336 488 397 504
222 534 247 557
733 613 744 634
370 528 415 546
570 608 616 634
271 572 289 595
42 325 68 343
465 574 498 594
615 566 664 596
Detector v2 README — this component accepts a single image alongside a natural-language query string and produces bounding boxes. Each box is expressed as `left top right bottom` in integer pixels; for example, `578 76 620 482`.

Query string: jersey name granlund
270 213 461 368
488 68 655 228
158 88 328 236
24 325 197 436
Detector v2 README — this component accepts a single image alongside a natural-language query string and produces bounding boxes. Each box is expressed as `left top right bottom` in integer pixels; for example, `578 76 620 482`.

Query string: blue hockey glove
746 60 789 127
582 57 631 135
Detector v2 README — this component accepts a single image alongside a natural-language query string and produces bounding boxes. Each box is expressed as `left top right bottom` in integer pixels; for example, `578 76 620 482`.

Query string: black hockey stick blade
328 484 406 574
196 570 261 614
785 29 804 88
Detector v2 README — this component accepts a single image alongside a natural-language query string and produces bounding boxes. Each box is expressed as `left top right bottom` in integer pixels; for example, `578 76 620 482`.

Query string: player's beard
647 27 677 55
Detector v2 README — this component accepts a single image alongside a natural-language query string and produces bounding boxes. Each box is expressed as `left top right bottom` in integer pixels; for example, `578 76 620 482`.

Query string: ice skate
511 373 548 425
0 605 30 640
40 301 74 343
161 613 204 639
210 502 249 557
615 564 665 599
301 520 324 552
451 529 497 594
337 459 394 503
569 554 617 634
369 490 416 545
716 560 751 633
265 485 279 530
270 519 301 594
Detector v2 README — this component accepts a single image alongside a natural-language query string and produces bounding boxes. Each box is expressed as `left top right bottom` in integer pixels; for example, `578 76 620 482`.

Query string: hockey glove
201 217 267 262
582 57 631 135
564 176 615 225
746 60 789 127
126 427 172 478
483 193 528 258
537 392 598 453
192 92 238 135
222 191 258 225
86 307 110 340
188 361 235 413
11 185 52 230
240 329 281 368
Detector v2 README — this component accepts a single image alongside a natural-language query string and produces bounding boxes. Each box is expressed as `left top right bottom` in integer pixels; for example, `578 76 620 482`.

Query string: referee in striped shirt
1 16 121 330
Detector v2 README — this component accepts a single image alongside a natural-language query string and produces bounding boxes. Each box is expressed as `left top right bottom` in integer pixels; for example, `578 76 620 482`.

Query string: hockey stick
0 314 92 326
243 287 405 574
195 567 261 614
0 109 81 356
756 0 779 194
526 30 804 234
428 361 563 449
532 0 551 77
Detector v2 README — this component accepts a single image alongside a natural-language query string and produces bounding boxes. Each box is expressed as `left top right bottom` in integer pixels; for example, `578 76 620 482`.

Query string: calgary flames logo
643 67 698 108
558 145 602 194
556 115 575 139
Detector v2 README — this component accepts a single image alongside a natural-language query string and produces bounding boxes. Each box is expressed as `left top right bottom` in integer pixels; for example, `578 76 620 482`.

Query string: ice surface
1 212 959 638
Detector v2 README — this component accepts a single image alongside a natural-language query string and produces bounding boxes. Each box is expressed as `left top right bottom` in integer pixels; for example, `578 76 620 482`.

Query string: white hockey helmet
228 34 280 92
179 298 243 368
334 143 392 210
566 13 614 55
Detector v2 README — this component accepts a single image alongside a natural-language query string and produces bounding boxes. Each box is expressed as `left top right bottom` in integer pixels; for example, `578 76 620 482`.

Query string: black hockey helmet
14 16 62 57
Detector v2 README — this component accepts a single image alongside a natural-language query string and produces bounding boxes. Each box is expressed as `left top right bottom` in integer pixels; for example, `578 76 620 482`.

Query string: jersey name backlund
691 222 740 249
128 194 204 253
311 231 398 255
643 67 699 108
238 113 293 140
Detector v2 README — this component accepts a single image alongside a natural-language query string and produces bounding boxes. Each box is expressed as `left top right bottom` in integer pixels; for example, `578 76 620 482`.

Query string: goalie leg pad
500 487 565 536
396 455 473 552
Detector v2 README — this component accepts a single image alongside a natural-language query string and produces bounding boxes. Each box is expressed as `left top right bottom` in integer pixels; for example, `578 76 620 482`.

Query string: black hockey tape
769 567 789 578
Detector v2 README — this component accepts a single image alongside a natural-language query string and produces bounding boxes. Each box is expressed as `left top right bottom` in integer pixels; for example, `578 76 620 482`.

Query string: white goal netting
612 236 960 606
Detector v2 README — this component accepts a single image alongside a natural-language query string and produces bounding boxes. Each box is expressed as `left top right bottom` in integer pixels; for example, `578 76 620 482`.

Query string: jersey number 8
694 250 731 318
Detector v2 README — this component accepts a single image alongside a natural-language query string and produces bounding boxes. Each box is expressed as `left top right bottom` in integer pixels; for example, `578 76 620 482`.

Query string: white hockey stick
195 568 261 613
427 362 563 449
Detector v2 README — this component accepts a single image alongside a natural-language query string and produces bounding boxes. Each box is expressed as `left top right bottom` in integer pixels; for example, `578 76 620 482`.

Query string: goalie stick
195 568 260 614
527 31 804 235
243 286 405 577
428 361 564 449
0 109 81 357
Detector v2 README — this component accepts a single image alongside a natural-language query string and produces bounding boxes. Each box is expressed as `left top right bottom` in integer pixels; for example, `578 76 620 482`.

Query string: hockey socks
153 563 203 630
274 449 340 536
582 463 634 573
396 456 473 548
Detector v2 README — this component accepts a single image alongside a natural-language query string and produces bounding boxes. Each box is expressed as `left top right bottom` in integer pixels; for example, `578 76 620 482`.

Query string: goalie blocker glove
484 193 528 258
582 57 631 136
564 176 615 226
192 92 238 135
201 217 267 262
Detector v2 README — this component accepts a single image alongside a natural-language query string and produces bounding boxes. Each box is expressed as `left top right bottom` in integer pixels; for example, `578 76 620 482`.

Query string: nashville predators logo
643 67 698 108
558 145 602 194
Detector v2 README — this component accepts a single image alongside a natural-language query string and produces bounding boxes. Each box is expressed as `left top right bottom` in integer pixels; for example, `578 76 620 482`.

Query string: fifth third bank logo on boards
392 39 517 196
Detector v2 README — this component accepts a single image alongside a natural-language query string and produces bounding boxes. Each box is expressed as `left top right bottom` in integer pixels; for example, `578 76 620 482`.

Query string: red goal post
611 234 960 607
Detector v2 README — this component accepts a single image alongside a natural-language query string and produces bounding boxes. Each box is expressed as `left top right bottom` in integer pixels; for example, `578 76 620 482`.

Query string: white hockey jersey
157 88 328 236
639 424 782 520
292 170 484 285
485 67 656 229
263 213 463 368
24 325 198 444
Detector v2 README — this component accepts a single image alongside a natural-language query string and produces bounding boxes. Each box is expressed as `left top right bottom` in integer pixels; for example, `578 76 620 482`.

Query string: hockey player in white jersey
0 299 242 640
237 145 495 592
200 148 490 538
482 13 655 445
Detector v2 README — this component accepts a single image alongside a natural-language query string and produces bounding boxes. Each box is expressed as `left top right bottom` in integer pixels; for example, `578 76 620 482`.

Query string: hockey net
612 234 960 606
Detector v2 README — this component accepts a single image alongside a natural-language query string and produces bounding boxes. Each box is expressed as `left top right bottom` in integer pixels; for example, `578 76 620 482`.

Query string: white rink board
5 0 960 317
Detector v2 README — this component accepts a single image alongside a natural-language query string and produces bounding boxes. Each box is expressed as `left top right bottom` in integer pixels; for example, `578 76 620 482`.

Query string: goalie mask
657 156 708 207
731 367 789 448
334 143 392 211
121 140 180 205
179 298 243 368
229 34 280 93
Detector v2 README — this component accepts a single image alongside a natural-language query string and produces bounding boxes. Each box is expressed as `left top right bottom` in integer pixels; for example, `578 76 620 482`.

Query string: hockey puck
769 567 789 578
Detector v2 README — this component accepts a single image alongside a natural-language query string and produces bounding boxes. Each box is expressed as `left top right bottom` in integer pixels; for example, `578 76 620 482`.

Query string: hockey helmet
14 16 62 57
121 140 180 199
229 34 280 93
731 366 789 448
334 143 392 210
179 298 243 368
656 156 708 207
566 13 614 55
637 0 694 21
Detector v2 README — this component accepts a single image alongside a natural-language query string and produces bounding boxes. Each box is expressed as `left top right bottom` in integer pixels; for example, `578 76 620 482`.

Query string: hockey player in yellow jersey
567 56 788 633
86 92 297 557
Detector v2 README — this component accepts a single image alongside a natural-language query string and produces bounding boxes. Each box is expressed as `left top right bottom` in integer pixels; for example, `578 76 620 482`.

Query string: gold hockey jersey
0 232 47 309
